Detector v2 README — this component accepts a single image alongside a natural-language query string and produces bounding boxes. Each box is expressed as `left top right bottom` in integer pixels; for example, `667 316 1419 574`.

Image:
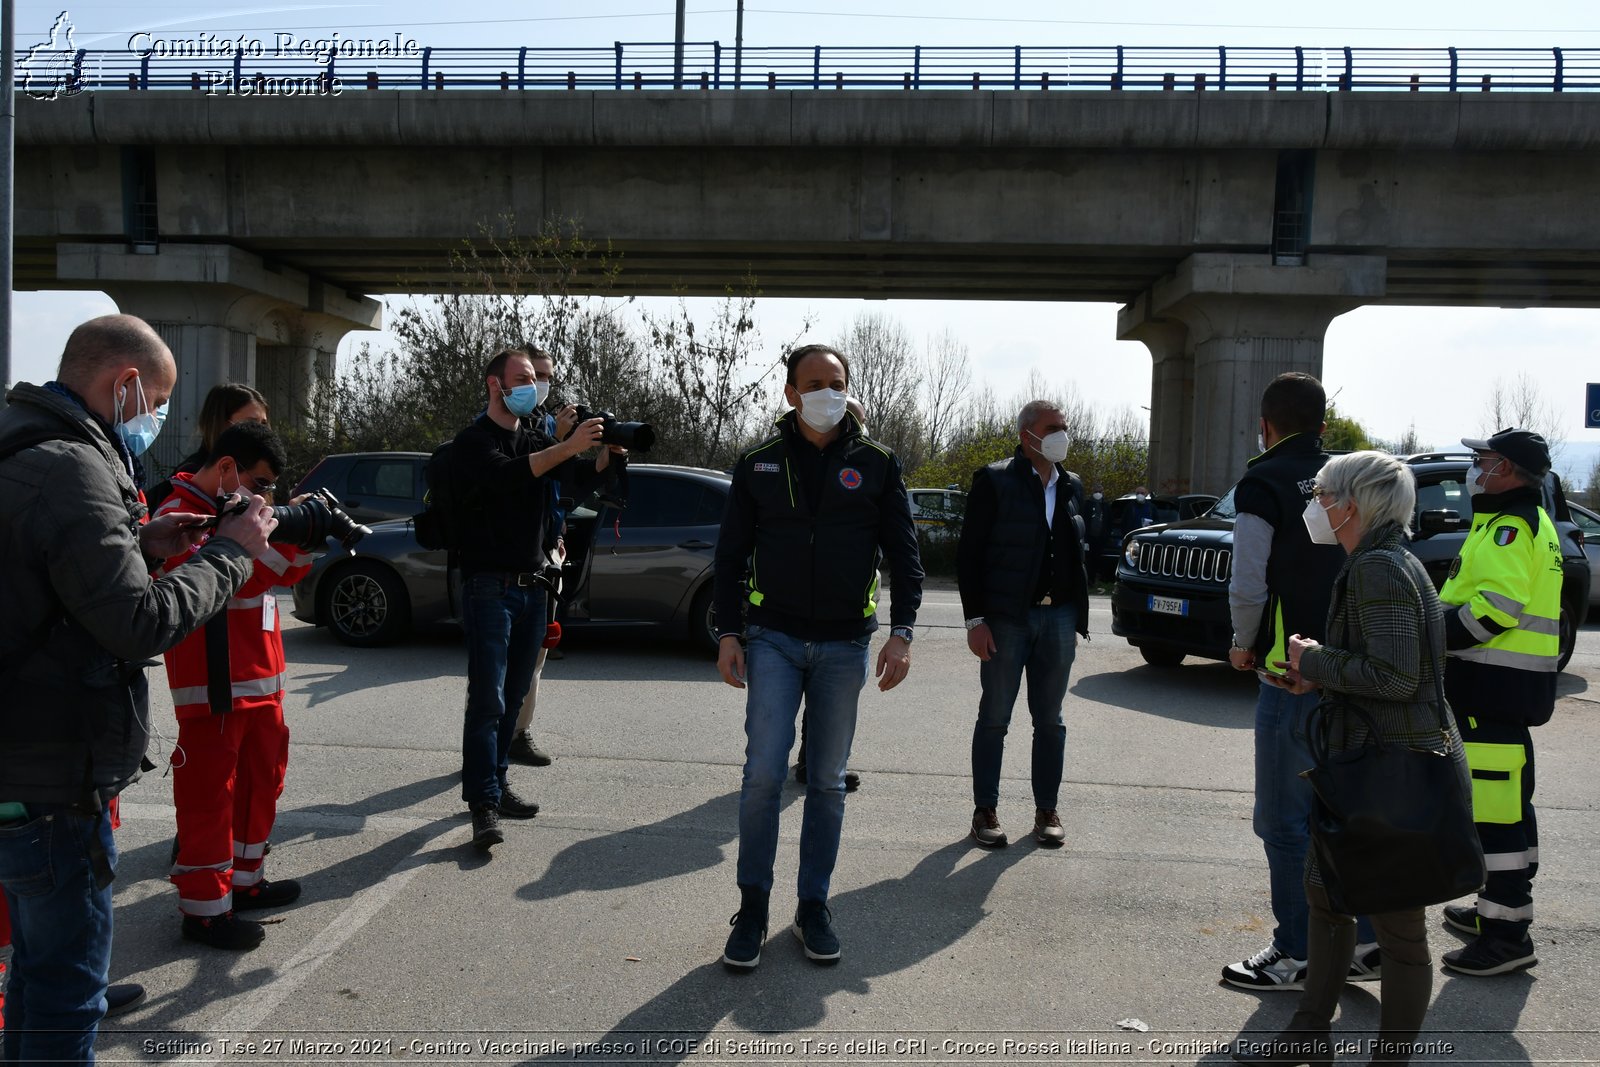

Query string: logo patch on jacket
838 467 863 490
1493 526 1518 547
754 462 780 473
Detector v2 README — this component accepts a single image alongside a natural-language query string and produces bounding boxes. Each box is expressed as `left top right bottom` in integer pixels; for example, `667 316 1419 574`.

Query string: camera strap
204 613 232 715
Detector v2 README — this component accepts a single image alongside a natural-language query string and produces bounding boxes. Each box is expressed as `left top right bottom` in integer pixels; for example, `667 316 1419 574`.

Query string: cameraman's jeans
0 805 116 1065
461 573 547 807
1254 681 1375 959
736 625 869 904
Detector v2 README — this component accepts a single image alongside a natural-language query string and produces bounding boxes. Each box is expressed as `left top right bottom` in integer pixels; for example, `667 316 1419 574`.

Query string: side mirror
1418 509 1467 537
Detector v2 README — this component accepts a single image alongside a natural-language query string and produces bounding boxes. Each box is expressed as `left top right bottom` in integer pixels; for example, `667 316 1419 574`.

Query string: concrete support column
1118 253 1386 495
57 242 380 477
1119 316 1191 493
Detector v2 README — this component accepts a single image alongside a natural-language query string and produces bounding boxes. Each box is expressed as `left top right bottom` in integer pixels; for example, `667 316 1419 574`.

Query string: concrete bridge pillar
1118 253 1385 495
57 243 380 477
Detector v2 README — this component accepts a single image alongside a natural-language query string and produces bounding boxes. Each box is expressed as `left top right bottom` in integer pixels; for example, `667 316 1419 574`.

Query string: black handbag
1303 678 1486 916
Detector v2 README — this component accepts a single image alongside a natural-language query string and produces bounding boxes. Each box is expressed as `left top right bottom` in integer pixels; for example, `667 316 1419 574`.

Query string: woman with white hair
1234 451 1467 1067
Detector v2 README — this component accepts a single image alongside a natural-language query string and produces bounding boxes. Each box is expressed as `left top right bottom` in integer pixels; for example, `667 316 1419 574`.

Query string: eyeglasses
1311 486 1337 501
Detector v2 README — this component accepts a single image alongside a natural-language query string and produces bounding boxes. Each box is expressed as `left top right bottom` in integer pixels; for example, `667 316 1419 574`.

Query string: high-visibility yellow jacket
1440 487 1561 725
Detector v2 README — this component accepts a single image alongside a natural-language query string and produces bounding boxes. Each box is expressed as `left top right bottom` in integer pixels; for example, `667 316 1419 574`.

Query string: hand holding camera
213 493 279 559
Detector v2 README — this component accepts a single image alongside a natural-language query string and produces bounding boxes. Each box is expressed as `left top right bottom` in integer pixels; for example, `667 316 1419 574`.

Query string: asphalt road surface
90 584 1600 1065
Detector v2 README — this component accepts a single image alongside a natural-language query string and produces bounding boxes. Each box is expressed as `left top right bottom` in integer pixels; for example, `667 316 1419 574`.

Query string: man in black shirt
957 400 1090 849
449 346 617 852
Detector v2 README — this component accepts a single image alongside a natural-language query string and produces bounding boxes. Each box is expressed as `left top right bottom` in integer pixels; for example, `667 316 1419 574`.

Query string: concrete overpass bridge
15 74 1600 491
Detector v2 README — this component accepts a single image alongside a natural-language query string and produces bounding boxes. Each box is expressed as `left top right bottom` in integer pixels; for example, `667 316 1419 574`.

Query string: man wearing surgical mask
956 400 1090 851
714 344 923 970
0 314 276 1062
1222 372 1379 993
448 347 621 853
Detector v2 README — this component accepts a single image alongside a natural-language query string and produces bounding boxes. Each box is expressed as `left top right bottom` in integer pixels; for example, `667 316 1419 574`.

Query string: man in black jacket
0 314 276 1063
1221 372 1378 992
449 346 618 853
957 400 1090 850
714 344 923 970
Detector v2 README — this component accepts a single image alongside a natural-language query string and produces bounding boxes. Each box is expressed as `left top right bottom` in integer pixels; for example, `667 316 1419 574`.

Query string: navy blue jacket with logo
714 411 923 642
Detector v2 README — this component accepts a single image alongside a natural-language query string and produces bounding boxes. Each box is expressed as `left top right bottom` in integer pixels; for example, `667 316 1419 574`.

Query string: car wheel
1138 645 1185 668
323 561 411 647
1557 596 1577 674
689 584 719 654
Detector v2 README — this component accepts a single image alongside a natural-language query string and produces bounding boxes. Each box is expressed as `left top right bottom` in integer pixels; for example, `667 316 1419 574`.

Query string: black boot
722 884 769 970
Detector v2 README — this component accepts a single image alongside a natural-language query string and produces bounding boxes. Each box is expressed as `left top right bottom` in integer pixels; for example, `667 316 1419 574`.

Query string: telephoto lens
572 405 656 453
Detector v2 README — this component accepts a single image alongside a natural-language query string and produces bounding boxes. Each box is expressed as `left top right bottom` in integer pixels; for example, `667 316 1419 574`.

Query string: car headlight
1124 539 1142 568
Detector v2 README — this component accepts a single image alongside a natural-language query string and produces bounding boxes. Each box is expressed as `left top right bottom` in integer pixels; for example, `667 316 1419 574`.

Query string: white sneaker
1222 944 1307 991
1347 941 1382 982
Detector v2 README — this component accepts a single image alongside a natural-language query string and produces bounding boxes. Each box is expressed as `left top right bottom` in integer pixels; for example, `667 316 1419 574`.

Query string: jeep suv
1110 454 1590 672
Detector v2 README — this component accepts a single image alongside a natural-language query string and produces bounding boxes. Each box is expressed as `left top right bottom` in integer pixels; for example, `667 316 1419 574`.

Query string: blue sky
10 1 1600 480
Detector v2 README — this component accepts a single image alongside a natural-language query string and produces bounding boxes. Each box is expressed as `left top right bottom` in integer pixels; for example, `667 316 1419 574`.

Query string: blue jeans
0 805 116 1066
736 625 869 903
972 605 1077 811
461 573 547 807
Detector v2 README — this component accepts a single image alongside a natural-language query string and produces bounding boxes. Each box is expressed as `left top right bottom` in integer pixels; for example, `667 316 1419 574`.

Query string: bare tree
919 328 972 456
836 312 924 466
1482 372 1566 469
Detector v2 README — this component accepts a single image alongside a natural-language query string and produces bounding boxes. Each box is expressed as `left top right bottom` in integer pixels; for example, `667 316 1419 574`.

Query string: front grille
1134 542 1231 583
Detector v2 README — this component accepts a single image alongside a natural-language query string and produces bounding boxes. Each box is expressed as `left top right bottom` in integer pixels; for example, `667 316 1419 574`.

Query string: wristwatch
964 617 986 631
890 626 915 644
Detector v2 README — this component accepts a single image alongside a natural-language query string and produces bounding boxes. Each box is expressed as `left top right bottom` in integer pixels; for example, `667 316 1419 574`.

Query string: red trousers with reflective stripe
170 702 289 916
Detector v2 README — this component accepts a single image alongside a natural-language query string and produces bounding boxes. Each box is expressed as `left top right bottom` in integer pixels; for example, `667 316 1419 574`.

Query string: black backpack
413 440 461 551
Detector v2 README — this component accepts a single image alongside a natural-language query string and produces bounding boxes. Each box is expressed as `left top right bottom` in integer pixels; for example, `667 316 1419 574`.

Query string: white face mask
533 380 551 408
1302 496 1350 545
1027 429 1069 464
797 387 848 433
1464 458 1502 498
1257 433 1268 454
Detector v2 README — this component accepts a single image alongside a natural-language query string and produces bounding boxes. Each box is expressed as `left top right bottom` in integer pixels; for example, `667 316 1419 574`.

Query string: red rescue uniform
155 474 309 917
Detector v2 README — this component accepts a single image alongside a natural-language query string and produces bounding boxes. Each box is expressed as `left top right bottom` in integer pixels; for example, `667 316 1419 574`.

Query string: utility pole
1 0 14 404
735 0 744 89
673 0 685 89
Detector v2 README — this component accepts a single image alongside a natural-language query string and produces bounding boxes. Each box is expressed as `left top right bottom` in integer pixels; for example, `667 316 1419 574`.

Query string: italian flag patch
1494 526 1518 546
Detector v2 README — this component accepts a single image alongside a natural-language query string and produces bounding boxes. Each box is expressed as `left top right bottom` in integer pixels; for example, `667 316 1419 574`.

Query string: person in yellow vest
1438 427 1562 977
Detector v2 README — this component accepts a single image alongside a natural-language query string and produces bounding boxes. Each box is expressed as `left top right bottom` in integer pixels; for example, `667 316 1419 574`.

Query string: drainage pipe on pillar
1 0 13 404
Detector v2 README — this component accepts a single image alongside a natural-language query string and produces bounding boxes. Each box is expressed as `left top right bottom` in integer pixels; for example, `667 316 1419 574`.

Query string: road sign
1589 383 1600 429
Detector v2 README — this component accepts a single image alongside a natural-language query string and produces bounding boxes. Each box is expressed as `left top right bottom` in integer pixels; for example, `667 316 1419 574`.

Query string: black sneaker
233 878 302 912
1441 933 1537 976
722 885 769 970
1443 903 1480 936
104 983 147 1017
1221 943 1307 991
793 899 840 963
844 770 861 792
182 912 265 951
509 731 553 767
498 787 541 820
470 804 504 851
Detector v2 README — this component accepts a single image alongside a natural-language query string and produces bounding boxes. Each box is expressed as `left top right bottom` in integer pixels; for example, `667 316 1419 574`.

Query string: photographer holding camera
152 420 314 950
450 346 624 852
0 315 277 1062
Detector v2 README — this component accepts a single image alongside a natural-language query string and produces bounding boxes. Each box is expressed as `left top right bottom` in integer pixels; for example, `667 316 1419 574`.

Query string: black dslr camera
209 488 371 551
572 405 656 453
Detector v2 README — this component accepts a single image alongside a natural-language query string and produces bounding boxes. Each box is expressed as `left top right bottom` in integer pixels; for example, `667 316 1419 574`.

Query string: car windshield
1208 486 1238 520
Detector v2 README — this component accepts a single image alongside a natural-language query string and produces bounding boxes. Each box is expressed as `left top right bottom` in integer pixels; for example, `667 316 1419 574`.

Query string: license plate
1148 595 1188 616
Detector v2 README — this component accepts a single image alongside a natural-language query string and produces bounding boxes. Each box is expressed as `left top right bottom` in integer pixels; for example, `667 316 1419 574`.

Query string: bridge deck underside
17 238 1600 308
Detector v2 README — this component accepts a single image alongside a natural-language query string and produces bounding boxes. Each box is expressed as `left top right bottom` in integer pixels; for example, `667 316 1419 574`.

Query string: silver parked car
291 463 730 649
1569 501 1600 618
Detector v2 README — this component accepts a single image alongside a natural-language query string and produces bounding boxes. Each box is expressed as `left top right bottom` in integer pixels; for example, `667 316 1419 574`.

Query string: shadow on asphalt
1070 661 1256 728
512 839 1029 1066
1204 920 1537 1065
517 789 802 902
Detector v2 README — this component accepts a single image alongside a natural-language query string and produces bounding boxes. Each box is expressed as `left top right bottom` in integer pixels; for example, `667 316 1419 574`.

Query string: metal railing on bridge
22 44 1600 95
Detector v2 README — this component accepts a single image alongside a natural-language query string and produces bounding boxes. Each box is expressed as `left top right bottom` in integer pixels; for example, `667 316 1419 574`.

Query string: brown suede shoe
1034 808 1065 847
